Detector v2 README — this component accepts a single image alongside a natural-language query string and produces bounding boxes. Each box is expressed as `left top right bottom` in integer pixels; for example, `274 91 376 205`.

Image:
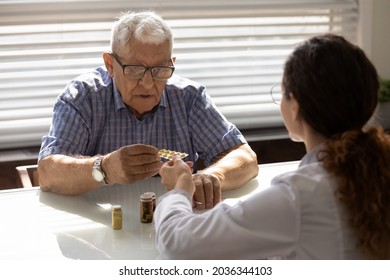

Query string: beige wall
371 0 390 79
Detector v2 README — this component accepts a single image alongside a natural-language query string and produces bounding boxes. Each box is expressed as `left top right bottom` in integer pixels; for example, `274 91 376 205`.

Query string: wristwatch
92 156 106 184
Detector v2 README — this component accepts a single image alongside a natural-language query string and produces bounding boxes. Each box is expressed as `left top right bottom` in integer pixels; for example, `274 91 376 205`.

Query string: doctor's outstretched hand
159 156 195 198
159 156 222 209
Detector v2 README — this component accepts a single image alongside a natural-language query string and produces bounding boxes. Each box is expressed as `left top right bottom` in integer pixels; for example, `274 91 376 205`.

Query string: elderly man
38 11 258 209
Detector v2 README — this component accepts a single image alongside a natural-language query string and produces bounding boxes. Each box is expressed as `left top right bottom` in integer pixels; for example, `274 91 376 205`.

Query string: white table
0 161 299 260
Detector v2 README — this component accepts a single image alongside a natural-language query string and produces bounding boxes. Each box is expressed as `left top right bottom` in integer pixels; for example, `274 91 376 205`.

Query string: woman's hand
159 156 195 196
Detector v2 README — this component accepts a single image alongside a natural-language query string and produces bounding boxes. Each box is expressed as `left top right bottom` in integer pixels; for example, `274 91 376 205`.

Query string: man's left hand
191 173 221 209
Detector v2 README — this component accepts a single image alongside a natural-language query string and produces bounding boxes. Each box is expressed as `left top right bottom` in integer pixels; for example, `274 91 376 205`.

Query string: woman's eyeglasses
270 83 284 105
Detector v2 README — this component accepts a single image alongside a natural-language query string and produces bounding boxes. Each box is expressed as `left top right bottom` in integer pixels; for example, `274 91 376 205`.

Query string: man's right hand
103 144 163 185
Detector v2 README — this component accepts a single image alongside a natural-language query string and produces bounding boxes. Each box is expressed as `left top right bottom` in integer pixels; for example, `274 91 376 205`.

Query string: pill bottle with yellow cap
111 205 122 230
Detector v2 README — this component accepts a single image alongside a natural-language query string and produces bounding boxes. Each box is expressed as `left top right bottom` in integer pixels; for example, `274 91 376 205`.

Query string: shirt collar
299 142 325 167
113 82 126 111
159 89 168 109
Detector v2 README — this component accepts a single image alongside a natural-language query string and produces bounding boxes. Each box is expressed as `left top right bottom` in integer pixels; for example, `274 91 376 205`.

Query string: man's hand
103 144 163 185
189 143 259 209
191 173 221 210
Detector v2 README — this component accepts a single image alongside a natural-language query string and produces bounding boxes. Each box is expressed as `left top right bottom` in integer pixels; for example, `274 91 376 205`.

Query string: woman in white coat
154 34 390 259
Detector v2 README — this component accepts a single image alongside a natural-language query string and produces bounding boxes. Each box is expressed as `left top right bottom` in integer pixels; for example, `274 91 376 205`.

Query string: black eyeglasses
110 52 175 80
270 83 284 105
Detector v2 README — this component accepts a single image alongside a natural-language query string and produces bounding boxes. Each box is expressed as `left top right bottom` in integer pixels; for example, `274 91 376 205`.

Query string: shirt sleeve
154 183 300 259
38 80 93 160
187 86 246 166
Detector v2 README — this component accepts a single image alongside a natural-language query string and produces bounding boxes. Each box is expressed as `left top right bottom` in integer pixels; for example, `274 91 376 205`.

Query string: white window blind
0 0 359 149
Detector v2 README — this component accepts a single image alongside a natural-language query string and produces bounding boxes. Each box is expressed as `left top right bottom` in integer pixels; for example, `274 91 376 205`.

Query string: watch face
92 168 104 182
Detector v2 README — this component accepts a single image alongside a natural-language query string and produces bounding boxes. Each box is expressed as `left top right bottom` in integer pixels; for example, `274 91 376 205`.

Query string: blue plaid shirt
39 67 246 168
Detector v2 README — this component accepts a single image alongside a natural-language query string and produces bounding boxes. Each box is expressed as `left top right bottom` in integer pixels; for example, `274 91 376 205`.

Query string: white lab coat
154 145 362 259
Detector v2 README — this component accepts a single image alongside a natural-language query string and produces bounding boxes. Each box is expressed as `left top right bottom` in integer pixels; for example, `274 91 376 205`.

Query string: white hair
110 11 173 54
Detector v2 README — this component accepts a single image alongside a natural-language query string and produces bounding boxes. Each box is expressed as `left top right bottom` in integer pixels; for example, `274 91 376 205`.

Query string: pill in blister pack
158 149 188 160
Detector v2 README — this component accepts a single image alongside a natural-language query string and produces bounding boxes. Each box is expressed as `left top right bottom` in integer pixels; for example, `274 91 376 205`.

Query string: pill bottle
143 191 156 211
111 205 122 230
140 193 154 223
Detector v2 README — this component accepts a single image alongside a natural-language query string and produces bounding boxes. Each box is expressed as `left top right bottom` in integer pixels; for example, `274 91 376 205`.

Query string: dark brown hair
284 34 390 259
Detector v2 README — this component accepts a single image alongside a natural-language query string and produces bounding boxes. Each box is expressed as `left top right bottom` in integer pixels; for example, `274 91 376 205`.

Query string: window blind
0 0 359 149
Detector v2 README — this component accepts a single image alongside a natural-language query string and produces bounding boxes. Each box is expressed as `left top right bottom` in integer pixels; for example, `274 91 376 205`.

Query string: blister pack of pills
158 149 188 160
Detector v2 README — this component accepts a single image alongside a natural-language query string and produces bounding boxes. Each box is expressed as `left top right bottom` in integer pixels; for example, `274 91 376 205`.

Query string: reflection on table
0 161 299 260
